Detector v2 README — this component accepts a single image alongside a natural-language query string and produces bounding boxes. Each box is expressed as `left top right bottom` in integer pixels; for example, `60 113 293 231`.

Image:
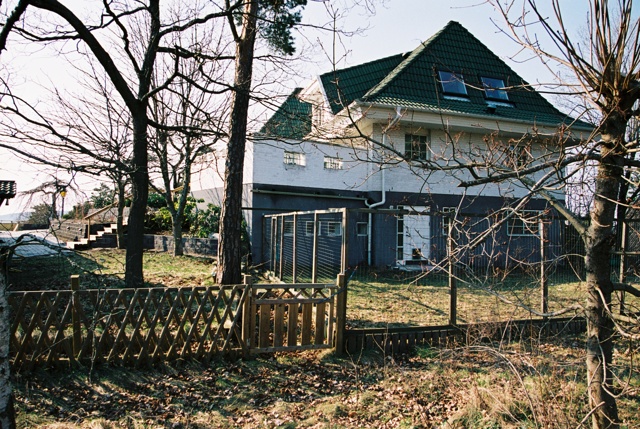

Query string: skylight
438 71 467 96
481 77 509 101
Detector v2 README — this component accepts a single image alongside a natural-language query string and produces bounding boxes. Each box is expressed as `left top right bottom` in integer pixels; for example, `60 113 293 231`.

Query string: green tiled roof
319 53 406 115
261 21 590 139
360 21 585 127
259 88 312 139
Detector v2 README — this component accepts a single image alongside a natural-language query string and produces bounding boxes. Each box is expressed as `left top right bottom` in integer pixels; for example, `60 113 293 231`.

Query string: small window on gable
405 133 430 161
324 156 343 170
284 151 306 166
481 77 509 101
438 71 467 96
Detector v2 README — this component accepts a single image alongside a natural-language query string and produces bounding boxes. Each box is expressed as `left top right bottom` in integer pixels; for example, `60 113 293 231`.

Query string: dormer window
438 71 467 96
481 77 509 101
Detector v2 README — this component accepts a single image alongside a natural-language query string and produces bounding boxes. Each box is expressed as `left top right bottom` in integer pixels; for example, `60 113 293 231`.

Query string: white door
398 206 430 263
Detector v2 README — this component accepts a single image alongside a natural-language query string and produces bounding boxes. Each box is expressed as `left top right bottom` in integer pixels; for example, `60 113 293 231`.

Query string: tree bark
217 0 258 285
584 119 626 429
125 111 150 288
0 254 16 429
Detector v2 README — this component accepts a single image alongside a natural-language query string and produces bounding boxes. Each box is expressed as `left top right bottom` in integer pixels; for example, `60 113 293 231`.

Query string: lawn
7 248 640 428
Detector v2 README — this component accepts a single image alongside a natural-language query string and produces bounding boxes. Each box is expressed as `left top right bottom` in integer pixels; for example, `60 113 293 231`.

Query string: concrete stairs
65 223 120 250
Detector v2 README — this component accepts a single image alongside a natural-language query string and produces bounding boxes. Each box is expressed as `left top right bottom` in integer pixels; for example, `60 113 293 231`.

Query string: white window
305 221 315 236
507 210 540 236
356 222 368 236
284 221 294 236
438 71 467 96
284 151 306 166
441 207 456 236
481 77 509 101
324 156 343 170
405 133 430 161
325 221 342 237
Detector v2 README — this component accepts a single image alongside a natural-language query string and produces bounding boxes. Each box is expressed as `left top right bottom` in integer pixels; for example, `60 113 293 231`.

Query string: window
326 221 342 237
356 222 368 236
284 151 305 166
441 207 456 236
405 134 429 161
507 210 540 236
284 221 294 236
481 77 509 101
324 156 343 170
305 221 315 236
438 71 467 96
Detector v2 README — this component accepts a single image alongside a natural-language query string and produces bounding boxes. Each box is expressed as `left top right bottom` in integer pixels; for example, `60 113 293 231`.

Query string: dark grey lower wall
143 235 217 257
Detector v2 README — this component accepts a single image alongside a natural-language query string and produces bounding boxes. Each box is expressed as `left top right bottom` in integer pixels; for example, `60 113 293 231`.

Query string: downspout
365 106 403 265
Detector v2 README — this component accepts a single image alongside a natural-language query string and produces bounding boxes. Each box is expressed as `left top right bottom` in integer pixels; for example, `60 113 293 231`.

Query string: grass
13 338 640 428
7 248 640 428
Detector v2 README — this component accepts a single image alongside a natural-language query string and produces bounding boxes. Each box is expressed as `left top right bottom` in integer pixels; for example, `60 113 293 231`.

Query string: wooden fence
8 276 342 371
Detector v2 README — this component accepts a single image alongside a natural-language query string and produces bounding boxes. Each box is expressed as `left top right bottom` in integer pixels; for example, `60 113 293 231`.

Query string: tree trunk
172 216 184 256
217 0 258 285
584 121 625 429
125 112 149 288
0 254 16 429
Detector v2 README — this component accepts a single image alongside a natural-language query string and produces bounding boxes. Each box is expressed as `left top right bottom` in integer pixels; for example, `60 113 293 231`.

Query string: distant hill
0 212 31 222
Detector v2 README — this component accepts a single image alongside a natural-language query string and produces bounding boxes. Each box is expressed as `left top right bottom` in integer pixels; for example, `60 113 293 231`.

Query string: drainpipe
365 106 403 265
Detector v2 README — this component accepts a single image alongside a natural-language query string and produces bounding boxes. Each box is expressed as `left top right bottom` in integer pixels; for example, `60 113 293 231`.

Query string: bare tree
480 2 640 427
0 0 235 287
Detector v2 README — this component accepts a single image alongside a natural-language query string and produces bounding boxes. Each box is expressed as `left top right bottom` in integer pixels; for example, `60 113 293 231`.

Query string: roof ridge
362 21 463 100
318 52 407 82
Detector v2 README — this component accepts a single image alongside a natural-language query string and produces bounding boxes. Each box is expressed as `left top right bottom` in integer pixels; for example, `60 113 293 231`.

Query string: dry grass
14 338 640 428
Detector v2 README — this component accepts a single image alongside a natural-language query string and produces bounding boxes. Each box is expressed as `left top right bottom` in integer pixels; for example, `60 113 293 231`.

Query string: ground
7 249 640 428
14 338 640 428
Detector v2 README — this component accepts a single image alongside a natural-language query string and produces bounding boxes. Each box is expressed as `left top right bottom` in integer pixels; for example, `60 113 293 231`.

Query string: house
191 21 591 271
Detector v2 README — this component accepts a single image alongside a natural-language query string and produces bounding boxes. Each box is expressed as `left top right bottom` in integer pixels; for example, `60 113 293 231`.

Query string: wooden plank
254 297 331 305
259 304 271 348
301 303 313 345
250 343 332 354
287 304 297 347
315 302 326 345
274 304 285 347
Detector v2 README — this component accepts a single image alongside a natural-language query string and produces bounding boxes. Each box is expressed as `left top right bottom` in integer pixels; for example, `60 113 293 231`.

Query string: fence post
279 216 284 279
447 217 457 326
292 213 297 283
341 208 349 275
312 212 319 283
70 275 81 357
618 219 627 314
241 274 253 356
335 273 347 355
539 218 548 317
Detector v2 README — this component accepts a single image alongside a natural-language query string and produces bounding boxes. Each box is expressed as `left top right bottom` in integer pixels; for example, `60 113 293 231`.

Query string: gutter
365 106 403 265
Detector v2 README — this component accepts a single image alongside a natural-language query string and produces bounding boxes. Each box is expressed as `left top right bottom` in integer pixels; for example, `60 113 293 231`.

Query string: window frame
507 210 541 236
283 151 306 166
283 220 294 236
305 221 316 236
441 207 456 236
325 221 342 237
405 133 430 161
481 76 509 101
323 156 343 170
438 71 468 96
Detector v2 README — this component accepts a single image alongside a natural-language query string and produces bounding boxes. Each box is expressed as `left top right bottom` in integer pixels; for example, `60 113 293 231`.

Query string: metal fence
262 208 639 326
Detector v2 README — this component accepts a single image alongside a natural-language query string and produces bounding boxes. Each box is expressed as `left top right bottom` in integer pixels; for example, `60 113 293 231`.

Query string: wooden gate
245 283 338 354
